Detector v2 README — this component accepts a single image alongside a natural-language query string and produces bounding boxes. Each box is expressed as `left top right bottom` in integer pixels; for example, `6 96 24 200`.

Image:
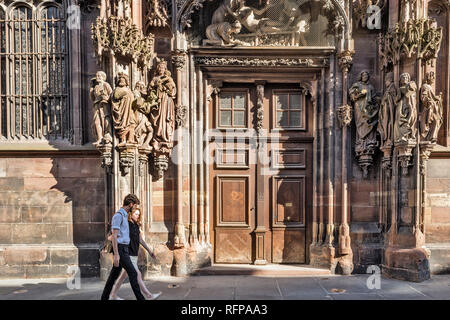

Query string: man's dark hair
123 194 140 206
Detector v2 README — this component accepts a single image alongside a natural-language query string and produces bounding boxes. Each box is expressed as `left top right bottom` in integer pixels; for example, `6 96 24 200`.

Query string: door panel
210 82 313 264
211 84 256 264
217 176 250 226
271 175 306 263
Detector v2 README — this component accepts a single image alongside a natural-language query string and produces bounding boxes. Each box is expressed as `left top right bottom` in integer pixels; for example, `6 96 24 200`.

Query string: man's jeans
101 244 145 300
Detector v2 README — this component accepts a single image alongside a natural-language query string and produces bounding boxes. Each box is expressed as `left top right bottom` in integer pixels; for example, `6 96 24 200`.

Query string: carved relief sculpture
148 59 176 158
90 71 113 147
419 71 443 143
378 72 397 172
204 0 311 47
394 73 417 175
133 81 154 151
349 71 379 178
112 72 138 147
394 73 417 144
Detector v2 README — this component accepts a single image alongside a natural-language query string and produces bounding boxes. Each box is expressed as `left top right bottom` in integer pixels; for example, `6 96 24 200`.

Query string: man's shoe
148 292 162 300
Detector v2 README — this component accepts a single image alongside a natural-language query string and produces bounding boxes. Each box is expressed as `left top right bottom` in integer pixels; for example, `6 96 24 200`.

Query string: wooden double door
209 82 313 264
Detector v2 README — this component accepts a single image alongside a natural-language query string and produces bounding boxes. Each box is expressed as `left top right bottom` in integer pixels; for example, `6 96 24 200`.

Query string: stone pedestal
309 243 338 272
172 247 188 276
383 247 431 282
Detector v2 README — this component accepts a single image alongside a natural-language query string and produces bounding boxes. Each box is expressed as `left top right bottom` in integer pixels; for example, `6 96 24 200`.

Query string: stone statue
205 20 245 46
261 0 308 33
419 71 443 143
226 1 274 33
111 72 137 147
90 71 113 146
204 0 309 46
349 71 379 155
133 81 153 150
378 72 398 149
394 72 417 144
147 59 176 156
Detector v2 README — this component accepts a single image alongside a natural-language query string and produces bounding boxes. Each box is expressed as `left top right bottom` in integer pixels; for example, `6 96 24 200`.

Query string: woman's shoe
147 292 162 300
109 295 124 300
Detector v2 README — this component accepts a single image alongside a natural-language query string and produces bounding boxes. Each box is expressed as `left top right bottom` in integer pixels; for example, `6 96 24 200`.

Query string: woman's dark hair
123 194 140 206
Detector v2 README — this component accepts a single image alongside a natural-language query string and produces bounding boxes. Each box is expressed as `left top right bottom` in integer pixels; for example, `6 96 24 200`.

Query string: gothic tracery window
0 1 68 141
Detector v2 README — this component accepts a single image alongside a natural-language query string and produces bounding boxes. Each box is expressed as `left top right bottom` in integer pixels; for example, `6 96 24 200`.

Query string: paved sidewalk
0 274 449 300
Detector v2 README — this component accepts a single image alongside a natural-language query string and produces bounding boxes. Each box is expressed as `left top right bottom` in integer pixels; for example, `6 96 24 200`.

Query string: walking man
101 194 146 300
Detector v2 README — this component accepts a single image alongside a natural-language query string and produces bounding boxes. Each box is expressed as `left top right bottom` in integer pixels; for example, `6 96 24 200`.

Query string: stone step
192 264 332 276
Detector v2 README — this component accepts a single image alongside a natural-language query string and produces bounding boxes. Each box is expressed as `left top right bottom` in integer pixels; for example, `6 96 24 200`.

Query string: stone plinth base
337 253 354 275
383 247 431 282
309 243 338 273
0 245 79 279
138 243 212 279
428 244 450 274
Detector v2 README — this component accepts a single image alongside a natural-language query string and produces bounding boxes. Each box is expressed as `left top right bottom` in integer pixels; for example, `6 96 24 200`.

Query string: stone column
254 81 267 265
171 49 188 276
189 54 199 247
336 50 355 275
382 0 443 282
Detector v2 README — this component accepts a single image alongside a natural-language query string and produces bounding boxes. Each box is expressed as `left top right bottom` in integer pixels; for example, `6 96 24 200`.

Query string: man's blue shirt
111 208 130 245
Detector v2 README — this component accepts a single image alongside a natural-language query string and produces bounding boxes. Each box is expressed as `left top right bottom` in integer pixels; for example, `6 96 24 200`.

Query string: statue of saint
349 71 379 152
133 81 153 150
111 72 137 146
394 73 417 144
147 59 176 155
89 71 113 146
378 72 398 149
419 71 443 143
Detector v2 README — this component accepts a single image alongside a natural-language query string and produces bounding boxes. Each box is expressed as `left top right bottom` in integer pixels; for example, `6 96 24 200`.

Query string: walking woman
109 207 162 300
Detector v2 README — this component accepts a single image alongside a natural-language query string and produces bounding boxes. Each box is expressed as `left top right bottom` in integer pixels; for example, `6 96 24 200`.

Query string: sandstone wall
348 29 383 274
426 157 450 274
0 155 105 278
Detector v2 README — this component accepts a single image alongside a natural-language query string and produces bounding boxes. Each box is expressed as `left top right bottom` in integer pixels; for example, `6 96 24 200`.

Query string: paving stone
183 287 234 300
0 275 449 300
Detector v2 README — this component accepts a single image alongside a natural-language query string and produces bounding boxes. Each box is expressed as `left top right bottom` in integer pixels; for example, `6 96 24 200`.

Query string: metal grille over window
0 2 68 141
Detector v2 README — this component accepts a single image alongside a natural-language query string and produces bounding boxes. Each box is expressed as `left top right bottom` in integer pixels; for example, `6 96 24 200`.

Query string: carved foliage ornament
337 104 353 128
428 0 450 15
178 0 208 29
194 57 320 67
171 50 187 70
379 18 443 69
256 84 264 134
337 49 355 73
91 16 155 69
145 0 171 29
175 105 188 128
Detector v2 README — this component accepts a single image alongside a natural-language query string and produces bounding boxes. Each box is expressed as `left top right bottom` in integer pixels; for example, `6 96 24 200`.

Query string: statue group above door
201 0 340 47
